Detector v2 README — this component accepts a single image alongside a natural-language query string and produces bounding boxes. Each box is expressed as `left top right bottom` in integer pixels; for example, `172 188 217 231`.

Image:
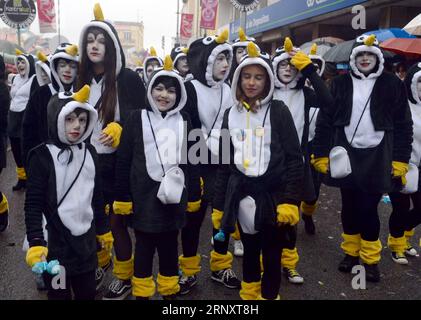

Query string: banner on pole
200 0 218 30
180 13 194 39
36 0 56 33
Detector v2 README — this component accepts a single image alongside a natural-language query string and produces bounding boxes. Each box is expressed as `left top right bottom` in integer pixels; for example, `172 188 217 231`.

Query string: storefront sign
230 0 260 11
0 0 36 29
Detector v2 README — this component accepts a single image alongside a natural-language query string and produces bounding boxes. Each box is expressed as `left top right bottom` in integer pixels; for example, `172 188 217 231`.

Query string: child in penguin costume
24 85 112 300
387 62 421 265
171 46 193 81
0 55 10 232
143 47 164 86
312 34 413 282
77 3 145 299
228 27 256 85
35 51 51 87
180 30 241 294
272 37 331 284
113 56 201 300
134 60 144 82
213 42 304 300
23 43 79 167
8 49 39 191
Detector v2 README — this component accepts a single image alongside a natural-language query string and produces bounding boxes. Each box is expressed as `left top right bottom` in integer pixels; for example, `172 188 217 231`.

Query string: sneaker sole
391 257 408 265
102 288 132 300
288 277 304 284
210 276 240 289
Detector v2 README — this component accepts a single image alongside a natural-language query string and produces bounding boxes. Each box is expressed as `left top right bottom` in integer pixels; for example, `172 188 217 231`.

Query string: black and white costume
171 46 193 81
143 52 164 85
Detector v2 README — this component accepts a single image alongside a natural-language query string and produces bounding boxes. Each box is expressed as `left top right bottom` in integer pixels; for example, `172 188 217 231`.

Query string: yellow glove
187 199 201 213
102 122 123 148
276 204 299 226
392 161 408 185
212 209 223 230
113 201 133 215
26 246 48 267
310 154 329 174
97 231 114 252
290 51 313 71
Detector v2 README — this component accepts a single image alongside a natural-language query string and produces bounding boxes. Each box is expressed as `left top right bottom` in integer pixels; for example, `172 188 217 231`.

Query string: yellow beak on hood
72 85 90 103
364 34 376 46
215 29 229 44
94 3 105 21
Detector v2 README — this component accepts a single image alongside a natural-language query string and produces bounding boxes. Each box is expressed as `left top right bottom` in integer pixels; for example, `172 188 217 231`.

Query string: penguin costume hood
308 43 326 77
231 42 274 106
49 43 79 93
405 62 421 106
170 46 188 69
79 3 126 76
15 49 36 81
349 34 384 80
229 28 257 83
47 85 98 147
146 55 187 116
272 38 304 89
187 30 233 87
143 47 164 84
35 51 51 87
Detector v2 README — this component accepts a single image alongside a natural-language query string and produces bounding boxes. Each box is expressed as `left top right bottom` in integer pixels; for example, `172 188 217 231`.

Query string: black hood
170 46 188 69
405 62 421 105
187 31 232 87
49 43 79 93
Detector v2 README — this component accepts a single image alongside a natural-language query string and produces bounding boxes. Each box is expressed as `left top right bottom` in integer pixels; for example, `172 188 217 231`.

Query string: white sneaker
391 252 409 265
405 246 418 257
283 268 304 284
233 240 244 257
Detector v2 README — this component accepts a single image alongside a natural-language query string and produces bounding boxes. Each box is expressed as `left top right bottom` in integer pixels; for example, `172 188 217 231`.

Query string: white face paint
356 51 377 75
213 53 229 81
65 111 88 143
146 60 160 81
87 32 106 64
17 59 27 77
57 59 78 85
235 47 246 65
40 68 50 84
151 83 177 112
277 59 298 84
176 57 189 76
417 78 421 101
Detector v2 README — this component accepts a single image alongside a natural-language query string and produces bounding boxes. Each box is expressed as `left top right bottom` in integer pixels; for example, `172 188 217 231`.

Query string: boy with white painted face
171 46 193 81
113 57 200 300
312 34 413 282
24 86 112 300
8 50 38 191
179 30 241 295
143 47 164 86
228 28 256 85
23 43 79 166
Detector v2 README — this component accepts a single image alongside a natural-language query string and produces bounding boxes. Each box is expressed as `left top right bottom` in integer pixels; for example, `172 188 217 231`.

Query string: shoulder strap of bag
206 86 224 140
146 111 166 176
350 91 374 145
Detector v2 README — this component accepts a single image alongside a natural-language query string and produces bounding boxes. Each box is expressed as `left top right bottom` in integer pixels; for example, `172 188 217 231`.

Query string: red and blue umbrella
363 28 415 42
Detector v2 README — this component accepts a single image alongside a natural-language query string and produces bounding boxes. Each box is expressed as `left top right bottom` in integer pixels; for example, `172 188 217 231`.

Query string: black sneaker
338 254 360 273
0 211 8 233
178 275 197 295
102 278 132 300
211 268 241 289
302 214 315 235
95 262 111 291
364 263 380 283
12 180 26 192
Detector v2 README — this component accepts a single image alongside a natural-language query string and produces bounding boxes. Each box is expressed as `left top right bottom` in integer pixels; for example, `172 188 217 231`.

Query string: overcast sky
0 0 179 56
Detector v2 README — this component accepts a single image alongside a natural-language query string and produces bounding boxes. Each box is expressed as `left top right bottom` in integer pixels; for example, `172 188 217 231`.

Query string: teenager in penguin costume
228 27 256 85
387 62 421 265
113 56 201 300
143 47 164 86
77 3 145 299
0 55 10 232
134 60 144 82
35 51 51 87
171 46 193 81
180 30 241 294
213 42 303 300
24 85 112 300
23 43 79 166
272 37 331 284
312 34 413 282
8 49 39 191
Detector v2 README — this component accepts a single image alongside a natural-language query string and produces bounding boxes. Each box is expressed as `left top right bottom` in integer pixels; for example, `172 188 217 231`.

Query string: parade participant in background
8 49 39 191
387 62 421 264
312 34 413 282
228 28 256 86
134 60 144 83
34 51 51 88
143 47 163 86
170 46 193 81
77 3 145 300
0 55 10 232
24 86 112 300
214 42 303 300
113 56 201 300
23 44 79 165
179 30 241 295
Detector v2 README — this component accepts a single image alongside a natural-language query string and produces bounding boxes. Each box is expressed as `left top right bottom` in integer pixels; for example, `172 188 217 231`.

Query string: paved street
1 149 421 300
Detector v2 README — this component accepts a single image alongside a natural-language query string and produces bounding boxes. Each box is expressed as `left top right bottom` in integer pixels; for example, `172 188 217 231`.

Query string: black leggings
9 137 23 168
134 230 179 278
389 191 421 237
239 224 284 300
340 188 382 241
42 269 96 300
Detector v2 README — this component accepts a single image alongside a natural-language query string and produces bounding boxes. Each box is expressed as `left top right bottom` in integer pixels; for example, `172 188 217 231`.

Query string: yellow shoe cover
113 256 134 280
340 233 361 257
179 255 201 276
300 202 317 216
157 273 180 296
231 224 241 241
16 167 27 180
210 250 233 272
240 281 261 300
281 248 299 269
387 235 406 254
97 249 112 268
0 194 8 214
360 239 382 265
132 276 156 298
